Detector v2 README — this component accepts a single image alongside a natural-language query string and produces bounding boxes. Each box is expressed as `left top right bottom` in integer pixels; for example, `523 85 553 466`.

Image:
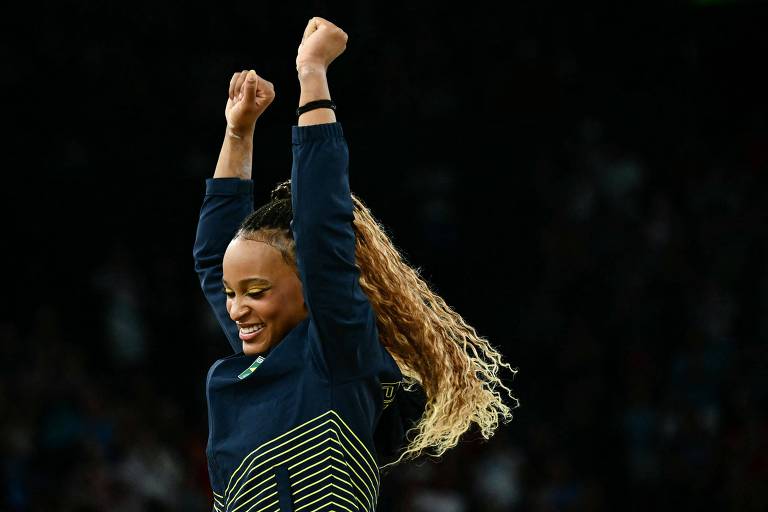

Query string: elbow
192 239 204 274
192 240 216 278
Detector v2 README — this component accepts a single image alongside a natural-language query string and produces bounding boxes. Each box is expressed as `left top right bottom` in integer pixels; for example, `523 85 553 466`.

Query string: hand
296 17 348 75
225 70 275 137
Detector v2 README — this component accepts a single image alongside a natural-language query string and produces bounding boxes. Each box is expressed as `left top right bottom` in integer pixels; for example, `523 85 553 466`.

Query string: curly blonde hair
238 181 519 466
350 195 518 465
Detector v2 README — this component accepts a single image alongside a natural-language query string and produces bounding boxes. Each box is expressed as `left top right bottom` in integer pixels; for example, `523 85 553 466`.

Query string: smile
239 323 265 341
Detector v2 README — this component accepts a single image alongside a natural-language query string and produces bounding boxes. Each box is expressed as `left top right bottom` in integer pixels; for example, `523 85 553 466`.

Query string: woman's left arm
291 18 383 380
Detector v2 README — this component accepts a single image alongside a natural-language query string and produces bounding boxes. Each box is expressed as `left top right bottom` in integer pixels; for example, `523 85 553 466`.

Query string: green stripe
238 356 265 380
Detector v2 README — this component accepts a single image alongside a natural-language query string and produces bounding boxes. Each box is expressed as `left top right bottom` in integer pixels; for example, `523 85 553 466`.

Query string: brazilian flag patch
238 356 265 380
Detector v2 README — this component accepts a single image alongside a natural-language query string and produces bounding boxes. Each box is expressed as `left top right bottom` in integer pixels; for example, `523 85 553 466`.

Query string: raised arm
193 71 275 353
290 19 385 379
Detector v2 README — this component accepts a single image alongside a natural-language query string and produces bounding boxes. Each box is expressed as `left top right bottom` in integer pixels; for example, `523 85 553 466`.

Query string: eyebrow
222 277 272 287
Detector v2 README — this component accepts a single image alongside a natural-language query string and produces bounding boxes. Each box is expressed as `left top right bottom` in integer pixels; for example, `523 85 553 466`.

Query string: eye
223 288 235 298
247 290 266 298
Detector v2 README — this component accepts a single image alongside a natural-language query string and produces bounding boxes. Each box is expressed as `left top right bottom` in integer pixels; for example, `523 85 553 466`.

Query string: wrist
226 124 255 141
298 76 331 107
297 63 327 81
296 99 336 118
214 127 254 180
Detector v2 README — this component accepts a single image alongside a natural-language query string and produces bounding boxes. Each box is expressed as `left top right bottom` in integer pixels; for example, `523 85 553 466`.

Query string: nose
228 296 249 322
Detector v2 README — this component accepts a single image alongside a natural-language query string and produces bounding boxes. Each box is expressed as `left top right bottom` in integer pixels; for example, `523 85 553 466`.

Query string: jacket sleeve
290 122 382 380
193 178 253 354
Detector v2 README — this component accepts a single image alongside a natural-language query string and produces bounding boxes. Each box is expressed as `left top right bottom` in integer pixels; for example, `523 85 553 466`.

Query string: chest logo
238 356 265 380
381 381 401 409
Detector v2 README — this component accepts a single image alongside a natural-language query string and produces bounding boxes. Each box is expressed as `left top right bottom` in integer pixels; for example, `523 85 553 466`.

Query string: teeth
240 324 264 334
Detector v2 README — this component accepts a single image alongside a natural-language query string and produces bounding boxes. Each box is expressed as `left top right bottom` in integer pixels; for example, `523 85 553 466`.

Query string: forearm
213 127 255 179
297 66 336 126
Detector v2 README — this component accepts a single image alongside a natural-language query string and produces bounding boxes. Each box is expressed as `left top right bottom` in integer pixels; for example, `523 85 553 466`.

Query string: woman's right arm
193 70 275 354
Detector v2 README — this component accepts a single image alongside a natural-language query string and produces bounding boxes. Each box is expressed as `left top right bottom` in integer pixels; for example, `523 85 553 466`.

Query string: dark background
2 0 767 510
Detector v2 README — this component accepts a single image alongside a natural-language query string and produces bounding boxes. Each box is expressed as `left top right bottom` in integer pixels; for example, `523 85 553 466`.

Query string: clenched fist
296 17 348 74
225 70 275 137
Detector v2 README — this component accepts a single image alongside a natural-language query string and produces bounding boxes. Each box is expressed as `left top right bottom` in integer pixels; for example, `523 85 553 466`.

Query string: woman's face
222 237 307 356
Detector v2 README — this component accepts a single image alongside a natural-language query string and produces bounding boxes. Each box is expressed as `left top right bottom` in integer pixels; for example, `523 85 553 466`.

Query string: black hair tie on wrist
296 99 336 117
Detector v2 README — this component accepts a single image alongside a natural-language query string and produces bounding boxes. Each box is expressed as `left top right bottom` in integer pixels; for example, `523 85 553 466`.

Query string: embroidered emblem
381 381 401 409
238 356 265 380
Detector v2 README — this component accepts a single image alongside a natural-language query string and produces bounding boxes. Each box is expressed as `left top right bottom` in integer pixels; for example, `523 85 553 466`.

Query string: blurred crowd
2 2 767 511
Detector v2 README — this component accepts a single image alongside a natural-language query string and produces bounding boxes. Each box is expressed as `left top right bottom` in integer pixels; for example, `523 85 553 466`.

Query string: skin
223 238 307 355
215 17 349 355
295 16 347 126
213 17 346 180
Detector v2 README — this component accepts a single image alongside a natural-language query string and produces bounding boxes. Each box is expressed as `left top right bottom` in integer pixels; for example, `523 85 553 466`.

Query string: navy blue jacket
193 123 406 512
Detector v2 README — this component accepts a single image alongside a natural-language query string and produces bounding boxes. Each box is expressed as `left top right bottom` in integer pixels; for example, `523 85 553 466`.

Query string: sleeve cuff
205 178 253 195
292 122 344 144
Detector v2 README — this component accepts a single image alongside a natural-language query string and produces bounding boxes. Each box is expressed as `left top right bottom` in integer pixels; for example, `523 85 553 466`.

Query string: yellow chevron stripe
294 481 337 504
228 410 376 495
294 486 362 512
291 461 351 489
293 473 355 500
328 424 378 495
290 454 346 479
337 471 371 511
227 415 335 497
328 412 379 484
325 489 358 509
325 445 373 509
230 430 336 503
309 501 355 512
329 419 378 489
289 446 345 473
230 480 276 512
291 453 373 511
240 419 334 474
247 497 279 512
327 424 376 502
221 410 379 512
239 488 278 512
309 446 370 511
235 436 341 503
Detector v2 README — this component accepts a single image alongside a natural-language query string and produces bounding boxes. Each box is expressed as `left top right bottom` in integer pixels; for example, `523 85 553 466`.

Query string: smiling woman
192 16 516 512
222 236 307 356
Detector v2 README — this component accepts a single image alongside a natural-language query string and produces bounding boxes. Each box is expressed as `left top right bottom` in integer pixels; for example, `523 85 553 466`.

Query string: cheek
265 290 301 322
287 286 307 317
253 296 280 320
